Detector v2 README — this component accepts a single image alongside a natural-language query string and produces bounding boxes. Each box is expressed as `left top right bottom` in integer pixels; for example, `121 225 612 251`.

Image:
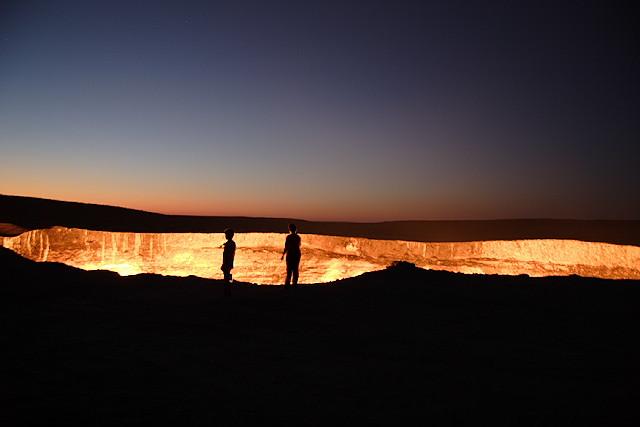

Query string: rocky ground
2 248 638 425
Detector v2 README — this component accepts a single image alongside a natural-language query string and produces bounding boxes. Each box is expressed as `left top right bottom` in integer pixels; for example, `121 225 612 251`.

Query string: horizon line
2 193 638 224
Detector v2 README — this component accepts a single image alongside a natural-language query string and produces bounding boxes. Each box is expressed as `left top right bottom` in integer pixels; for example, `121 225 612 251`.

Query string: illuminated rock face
2 227 639 283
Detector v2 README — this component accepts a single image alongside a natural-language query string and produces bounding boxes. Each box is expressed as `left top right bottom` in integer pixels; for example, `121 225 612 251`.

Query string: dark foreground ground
2 248 639 425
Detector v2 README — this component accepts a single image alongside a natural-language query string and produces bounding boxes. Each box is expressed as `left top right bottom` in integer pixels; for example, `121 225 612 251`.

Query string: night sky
1 1 638 221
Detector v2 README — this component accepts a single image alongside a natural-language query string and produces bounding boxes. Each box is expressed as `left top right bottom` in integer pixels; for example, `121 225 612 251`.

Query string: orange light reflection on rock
1 227 639 283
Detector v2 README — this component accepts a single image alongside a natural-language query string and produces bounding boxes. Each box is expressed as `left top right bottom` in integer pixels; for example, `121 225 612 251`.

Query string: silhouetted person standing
281 223 301 287
221 228 236 296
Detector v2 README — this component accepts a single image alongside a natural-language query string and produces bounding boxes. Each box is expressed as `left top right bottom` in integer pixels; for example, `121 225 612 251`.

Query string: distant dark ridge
0 223 27 237
2 194 640 246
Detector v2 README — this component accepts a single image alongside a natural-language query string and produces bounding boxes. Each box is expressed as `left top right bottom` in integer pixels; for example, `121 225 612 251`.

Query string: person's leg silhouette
285 267 292 287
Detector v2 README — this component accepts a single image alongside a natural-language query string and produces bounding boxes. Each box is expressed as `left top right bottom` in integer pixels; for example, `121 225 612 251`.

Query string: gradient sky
1 1 638 221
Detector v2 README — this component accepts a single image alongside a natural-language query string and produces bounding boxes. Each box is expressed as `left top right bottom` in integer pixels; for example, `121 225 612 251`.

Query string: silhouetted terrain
2 194 640 245
2 247 638 424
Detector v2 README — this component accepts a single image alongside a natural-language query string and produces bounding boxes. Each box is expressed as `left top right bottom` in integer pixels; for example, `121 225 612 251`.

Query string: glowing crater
1 227 639 283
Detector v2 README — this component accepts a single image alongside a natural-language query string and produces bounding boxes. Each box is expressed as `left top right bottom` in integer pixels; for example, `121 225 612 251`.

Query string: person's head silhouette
224 228 234 240
288 223 297 234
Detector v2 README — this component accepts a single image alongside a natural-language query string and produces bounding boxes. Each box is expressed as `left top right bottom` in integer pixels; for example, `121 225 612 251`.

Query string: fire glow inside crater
2 227 639 283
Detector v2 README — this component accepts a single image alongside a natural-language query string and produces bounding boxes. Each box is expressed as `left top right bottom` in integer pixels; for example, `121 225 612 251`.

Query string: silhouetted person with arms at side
281 223 301 287
221 228 236 296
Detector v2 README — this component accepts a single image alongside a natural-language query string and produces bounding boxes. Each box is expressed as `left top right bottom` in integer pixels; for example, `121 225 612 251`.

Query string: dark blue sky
1 1 638 220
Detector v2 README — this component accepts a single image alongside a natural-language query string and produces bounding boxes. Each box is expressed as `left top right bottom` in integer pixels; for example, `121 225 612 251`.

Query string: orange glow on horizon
0 189 530 222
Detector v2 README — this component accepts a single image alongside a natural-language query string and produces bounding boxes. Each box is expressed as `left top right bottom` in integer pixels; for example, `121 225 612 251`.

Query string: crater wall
2 227 639 283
